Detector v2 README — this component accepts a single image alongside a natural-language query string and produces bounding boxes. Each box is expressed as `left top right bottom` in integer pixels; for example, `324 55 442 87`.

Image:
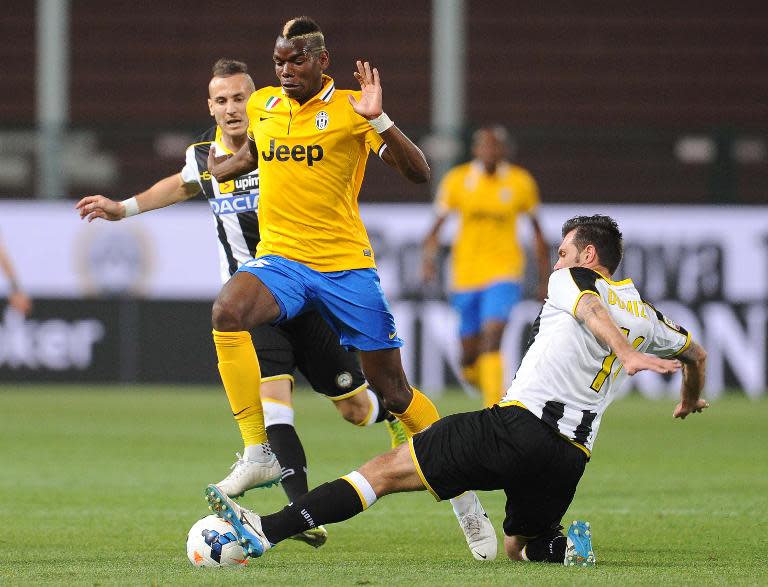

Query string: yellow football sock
461 362 479 387
213 329 267 446
392 388 440 437
478 351 504 408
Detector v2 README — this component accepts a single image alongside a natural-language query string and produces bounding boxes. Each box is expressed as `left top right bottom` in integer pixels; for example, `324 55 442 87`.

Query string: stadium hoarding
0 201 765 396
0 300 217 383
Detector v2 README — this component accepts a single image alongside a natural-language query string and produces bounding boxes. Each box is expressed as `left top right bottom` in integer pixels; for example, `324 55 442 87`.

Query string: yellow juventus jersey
246 75 385 271
436 161 539 291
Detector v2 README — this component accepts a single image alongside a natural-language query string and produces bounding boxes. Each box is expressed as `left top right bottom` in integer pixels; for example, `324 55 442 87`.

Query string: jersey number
590 328 646 393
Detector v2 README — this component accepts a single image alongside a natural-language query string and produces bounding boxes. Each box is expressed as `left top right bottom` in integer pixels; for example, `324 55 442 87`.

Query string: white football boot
452 491 498 561
205 484 272 558
216 444 281 498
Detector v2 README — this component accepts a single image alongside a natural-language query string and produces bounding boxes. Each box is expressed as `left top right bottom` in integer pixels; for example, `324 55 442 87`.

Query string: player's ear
319 50 330 71
208 99 215 117
584 244 598 265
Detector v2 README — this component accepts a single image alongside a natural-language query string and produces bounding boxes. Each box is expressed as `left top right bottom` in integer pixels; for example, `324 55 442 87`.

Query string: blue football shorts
237 255 403 352
449 281 522 338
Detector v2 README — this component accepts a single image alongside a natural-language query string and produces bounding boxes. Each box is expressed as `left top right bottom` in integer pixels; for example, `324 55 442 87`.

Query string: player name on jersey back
502 267 690 454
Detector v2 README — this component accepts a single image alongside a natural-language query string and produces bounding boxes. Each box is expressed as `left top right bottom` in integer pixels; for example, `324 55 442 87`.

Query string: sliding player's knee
358 444 416 496
504 535 526 561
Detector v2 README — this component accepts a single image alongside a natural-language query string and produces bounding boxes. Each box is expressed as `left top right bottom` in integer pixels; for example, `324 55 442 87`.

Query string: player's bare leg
360 349 497 560
211 272 282 496
331 389 408 448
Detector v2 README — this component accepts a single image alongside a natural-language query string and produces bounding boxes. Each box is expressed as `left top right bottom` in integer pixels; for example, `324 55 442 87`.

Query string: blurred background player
0 231 32 316
422 126 549 407
76 58 406 548
208 17 497 560
205 214 708 567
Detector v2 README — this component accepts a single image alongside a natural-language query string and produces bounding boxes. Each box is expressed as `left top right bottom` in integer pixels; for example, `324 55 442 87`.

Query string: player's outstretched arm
672 341 709 419
348 60 430 183
76 173 198 222
208 137 258 182
575 293 682 376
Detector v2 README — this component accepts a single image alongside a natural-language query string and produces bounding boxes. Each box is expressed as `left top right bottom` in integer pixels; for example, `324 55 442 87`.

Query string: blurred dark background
2 1 766 204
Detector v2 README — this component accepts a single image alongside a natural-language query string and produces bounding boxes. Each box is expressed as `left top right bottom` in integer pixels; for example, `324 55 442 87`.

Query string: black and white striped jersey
502 267 690 454
180 126 260 284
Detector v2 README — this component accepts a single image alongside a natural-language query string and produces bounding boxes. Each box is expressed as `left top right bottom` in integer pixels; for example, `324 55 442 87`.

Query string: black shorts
411 405 587 538
251 310 366 399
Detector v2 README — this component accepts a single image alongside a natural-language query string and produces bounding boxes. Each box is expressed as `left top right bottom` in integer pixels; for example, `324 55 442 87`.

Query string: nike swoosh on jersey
259 116 273 121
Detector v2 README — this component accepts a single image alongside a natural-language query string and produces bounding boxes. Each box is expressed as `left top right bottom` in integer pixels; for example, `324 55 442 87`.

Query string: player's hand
8 291 32 316
620 350 682 376
207 147 232 178
75 195 124 222
673 398 709 419
348 60 383 120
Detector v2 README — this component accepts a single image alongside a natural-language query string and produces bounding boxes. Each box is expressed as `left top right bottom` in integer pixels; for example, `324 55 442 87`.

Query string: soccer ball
186 515 248 567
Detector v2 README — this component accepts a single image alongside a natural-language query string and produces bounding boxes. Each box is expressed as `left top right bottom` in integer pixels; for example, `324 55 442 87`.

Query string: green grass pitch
1 386 766 585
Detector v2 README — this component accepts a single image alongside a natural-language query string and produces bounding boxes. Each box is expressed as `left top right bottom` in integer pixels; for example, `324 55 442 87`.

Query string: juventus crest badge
315 111 329 130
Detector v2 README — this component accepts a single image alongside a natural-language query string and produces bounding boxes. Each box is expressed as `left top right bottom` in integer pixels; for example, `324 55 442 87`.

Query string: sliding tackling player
206 17 497 560
76 58 407 548
205 214 708 567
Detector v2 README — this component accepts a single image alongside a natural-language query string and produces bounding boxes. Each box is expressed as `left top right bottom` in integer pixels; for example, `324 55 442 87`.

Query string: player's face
554 229 582 270
273 38 328 102
207 74 253 139
472 130 506 168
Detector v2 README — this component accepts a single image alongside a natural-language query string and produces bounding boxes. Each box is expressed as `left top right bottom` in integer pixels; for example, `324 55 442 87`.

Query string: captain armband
368 112 395 134
121 197 140 218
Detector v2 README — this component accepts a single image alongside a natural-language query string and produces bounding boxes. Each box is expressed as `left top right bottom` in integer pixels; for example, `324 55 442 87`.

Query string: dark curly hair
561 215 623 273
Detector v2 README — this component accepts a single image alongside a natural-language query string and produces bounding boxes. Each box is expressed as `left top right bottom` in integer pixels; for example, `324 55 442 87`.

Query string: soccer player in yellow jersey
423 126 550 407
208 16 498 560
75 58 408 548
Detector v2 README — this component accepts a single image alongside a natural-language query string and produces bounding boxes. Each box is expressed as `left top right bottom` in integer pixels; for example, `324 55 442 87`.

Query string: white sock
341 470 378 509
450 491 480 517
521 545 531 561
263 399 295 427
363 388 380 426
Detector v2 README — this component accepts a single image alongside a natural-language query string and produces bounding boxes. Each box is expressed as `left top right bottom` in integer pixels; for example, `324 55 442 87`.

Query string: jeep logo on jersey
315 111 329 130
261 139 324 166
209 194 258 215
